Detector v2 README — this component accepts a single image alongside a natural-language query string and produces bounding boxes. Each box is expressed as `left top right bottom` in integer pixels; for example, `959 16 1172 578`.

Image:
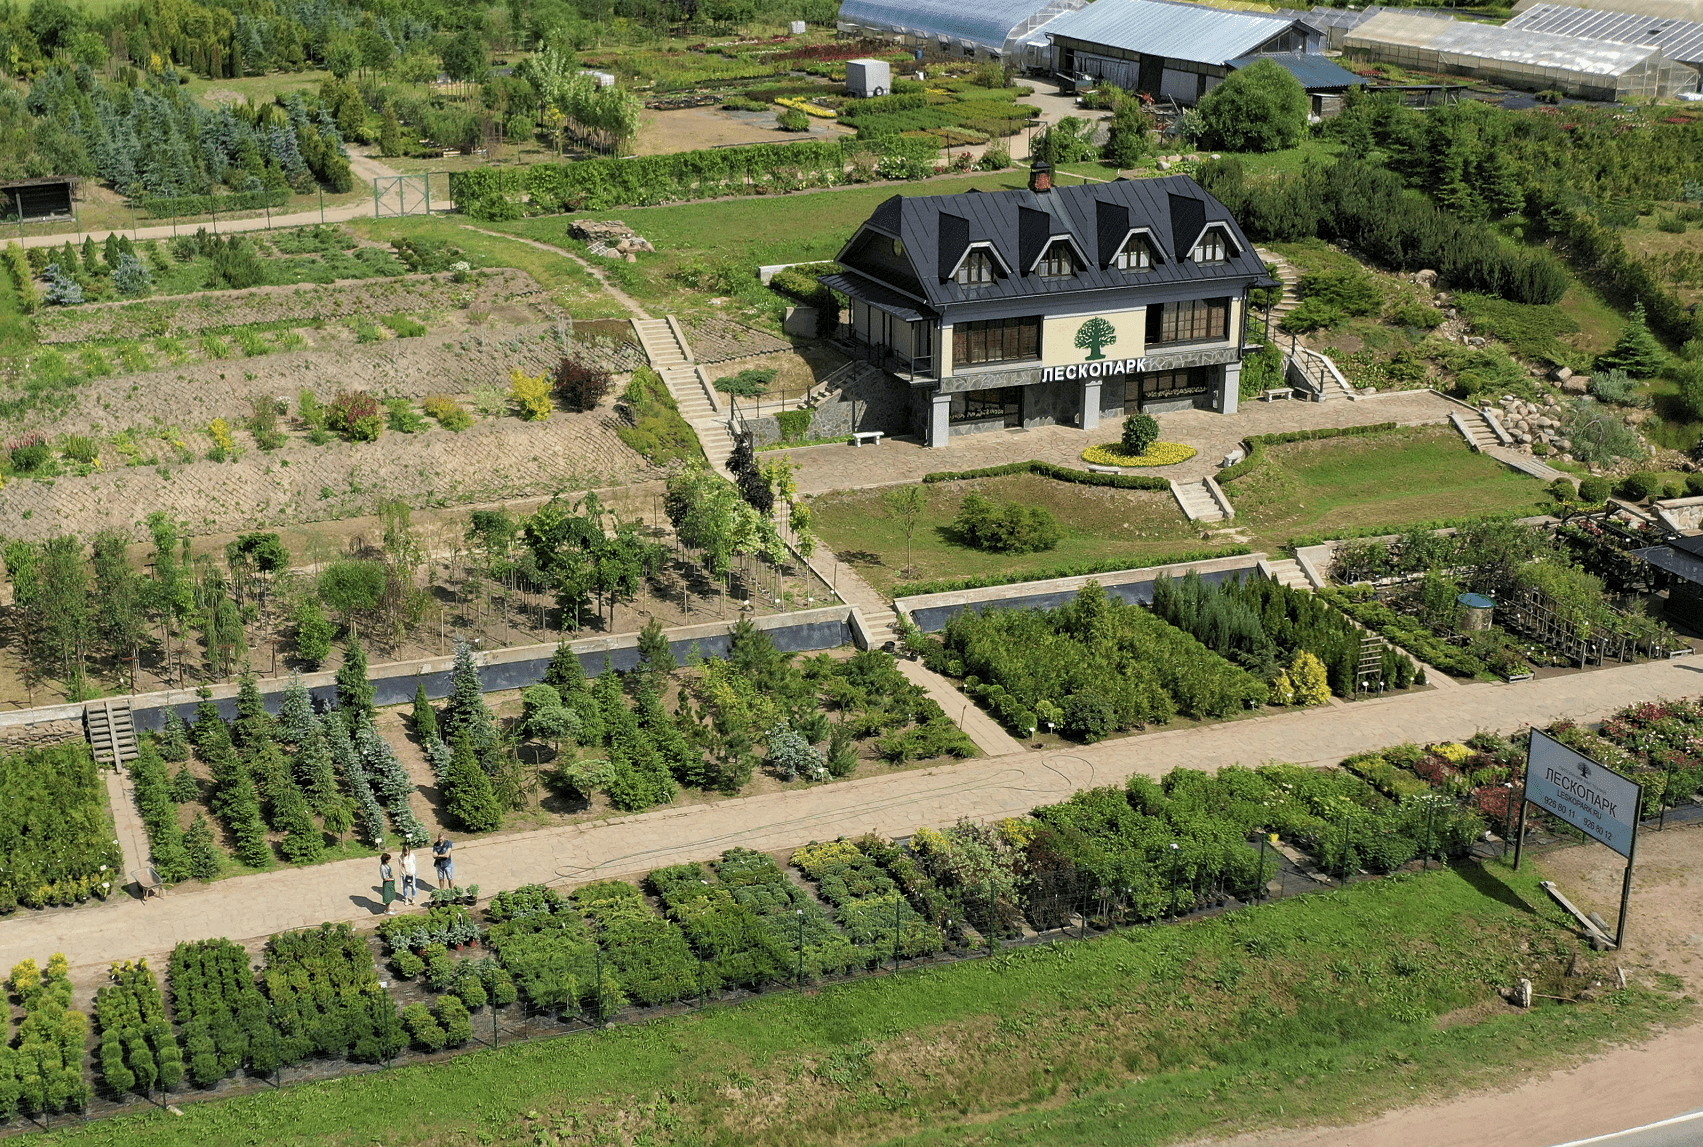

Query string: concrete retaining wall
0 607 860 735
895 553 1267 632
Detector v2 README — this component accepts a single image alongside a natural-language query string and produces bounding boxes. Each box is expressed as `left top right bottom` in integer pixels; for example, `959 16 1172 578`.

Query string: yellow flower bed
775 96 837 118
1080 441 1197 467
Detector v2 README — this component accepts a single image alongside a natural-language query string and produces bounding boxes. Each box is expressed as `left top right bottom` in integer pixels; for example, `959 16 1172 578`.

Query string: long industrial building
1342 9 1699 100
835 0 1090 68
1044 0 1324 104
1507 2 1703 67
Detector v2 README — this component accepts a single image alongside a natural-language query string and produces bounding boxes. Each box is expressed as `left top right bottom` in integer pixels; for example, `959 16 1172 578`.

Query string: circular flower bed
1081 441 1198 467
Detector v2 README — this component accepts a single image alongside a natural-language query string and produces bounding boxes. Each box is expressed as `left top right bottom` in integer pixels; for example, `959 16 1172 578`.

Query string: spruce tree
159 708 191 762
412 679 437 740
277 676 317 746
291 725 340 816
232 672 274 751
543 641 587 699
183 814 223 880
190 692 232 758
276 783 323 863
169 764 199 804
378 103 403 157
636 617 674 675
335 636 375 719
1599 302 1666 379
59 240 78 275
444 733 503 832
82 235 101 274
440 641 496 753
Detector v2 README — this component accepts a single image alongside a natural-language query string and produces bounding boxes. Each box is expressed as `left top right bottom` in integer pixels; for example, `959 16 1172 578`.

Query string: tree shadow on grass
1457 857 1541 917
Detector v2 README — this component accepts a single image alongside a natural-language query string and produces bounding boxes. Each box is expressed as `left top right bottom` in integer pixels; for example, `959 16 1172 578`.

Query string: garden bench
133 865 164 901
851 430 884 447
1262 388 1293 402
1086 464 1121 474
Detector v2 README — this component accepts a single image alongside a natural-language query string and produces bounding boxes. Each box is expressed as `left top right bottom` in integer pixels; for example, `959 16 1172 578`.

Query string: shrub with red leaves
554 357 611 413
327 391 382 442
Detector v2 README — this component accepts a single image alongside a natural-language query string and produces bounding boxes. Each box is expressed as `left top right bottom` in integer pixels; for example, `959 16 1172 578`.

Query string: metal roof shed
1508 2 1703 67
1342 10 1698 99
1045 0 1322 102
1226 50 1365 88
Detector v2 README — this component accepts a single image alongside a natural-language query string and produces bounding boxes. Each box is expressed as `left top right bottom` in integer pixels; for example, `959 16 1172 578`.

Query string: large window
1116 234 1154 272
1146 298 1229 345
953 316 1041 366
1039 240 1079 279
1123 369 1208 410
955 249 996 286
951 387 1022 426
1191 228 1229 263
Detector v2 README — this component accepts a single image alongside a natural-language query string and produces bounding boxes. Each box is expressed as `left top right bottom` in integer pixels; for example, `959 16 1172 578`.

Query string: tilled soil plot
21 322 642 440
33 269 550 343
0 406 658 541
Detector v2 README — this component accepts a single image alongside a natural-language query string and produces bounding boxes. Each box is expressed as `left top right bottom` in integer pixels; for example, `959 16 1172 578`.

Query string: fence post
492 1000 498 1048
594 948 604 1024
986 880 997 955
796 909 805 987
893 897 902 973
319 187 325 225
1423 803 1435 870
1256 834 1269 901
1341 820 1351 883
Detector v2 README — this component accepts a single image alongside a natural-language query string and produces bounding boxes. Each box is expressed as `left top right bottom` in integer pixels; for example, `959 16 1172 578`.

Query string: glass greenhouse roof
837 0 1083 51
1346 11 1662 76
1045 0 1306 64
1510 0 1703 20
1509 2 1703 65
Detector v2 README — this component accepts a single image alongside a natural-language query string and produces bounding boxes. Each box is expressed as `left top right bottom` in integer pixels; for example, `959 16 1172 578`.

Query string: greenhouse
835 0 1091 67
1306 4 1454 50
1510 0 1703 20
1342 10 1700 100
1508 2 1703 67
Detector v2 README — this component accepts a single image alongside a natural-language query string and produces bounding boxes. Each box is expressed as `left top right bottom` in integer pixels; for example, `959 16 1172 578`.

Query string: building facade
821 169 1272 447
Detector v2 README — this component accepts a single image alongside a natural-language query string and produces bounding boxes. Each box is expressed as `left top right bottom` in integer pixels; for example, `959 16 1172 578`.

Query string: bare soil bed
682 316 791 364
0 402 657 542
34 268 549 343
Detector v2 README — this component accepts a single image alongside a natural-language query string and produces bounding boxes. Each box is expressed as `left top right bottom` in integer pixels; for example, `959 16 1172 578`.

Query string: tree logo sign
1075 317 1117 361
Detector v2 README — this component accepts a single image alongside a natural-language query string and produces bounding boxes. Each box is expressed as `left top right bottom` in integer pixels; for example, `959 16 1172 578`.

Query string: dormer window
955 249 997 285
1191 228 1230 263
1039 240 1079 279
1116 235 1155 272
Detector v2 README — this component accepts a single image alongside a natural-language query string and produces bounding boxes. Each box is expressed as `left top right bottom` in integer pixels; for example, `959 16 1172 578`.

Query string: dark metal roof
1226 51 1366 89
819 272 931 321
836 175 1265 314
1632 544 1703 584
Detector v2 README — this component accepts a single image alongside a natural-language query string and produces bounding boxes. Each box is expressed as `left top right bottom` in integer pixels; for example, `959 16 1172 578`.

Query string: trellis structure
1498 584 1680 667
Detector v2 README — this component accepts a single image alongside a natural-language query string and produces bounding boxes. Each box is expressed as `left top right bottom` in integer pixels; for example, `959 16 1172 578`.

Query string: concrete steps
85 698 138 768
633 316 736 478
1171 476 1233 523
1264 557 1313 592
1450 407 1504 453
1255 248 1303 332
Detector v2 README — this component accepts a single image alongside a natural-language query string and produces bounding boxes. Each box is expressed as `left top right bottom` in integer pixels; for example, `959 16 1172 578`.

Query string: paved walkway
15 654 1700 979
780 390 1453 497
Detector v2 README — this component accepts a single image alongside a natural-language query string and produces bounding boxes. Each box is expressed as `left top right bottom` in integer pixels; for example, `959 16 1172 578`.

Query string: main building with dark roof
823 168 1269 446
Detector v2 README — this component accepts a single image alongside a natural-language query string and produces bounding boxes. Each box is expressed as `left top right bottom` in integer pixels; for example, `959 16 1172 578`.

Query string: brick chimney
1029 161 1053 193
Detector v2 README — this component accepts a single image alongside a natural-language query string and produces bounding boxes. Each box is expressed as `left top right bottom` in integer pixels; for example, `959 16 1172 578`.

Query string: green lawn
1230 426 1549 551
813 473 1211 597
48 859 1686 1147
813 431 1548 595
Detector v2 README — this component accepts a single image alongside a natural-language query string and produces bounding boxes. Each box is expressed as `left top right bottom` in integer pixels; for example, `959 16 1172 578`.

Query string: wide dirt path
12 655 1701 981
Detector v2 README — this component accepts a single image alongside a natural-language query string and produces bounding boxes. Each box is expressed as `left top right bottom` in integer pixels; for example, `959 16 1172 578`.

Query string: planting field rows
33 270 557 344
0 408 657 542
9 322 642 442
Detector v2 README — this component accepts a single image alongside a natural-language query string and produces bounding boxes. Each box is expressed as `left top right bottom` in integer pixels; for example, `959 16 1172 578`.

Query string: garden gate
372 174 432 218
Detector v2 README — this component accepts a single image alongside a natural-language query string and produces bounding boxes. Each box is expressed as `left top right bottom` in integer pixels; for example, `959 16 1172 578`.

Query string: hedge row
894 546 1254 598
1217 421 1399 484
921 459 1171 490
449 136 943 218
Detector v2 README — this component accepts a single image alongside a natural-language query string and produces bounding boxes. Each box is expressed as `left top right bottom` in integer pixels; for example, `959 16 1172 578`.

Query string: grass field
46 858 1686 1147
813 430 1548 594
1230 426 1548 550
814 474 1209 597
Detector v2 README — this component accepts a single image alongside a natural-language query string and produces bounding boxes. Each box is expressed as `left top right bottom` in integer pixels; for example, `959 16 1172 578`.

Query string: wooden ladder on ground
85 698 138 768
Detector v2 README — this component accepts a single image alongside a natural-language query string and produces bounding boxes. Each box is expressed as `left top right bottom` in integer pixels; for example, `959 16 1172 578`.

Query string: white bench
1086 463 1121 474
851 430 884 447
1262 388 1293 402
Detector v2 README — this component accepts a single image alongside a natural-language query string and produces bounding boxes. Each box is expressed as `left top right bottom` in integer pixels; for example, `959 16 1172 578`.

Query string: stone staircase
1171 476 1233 523
1255 248 1303 335
632 316 736 476
85 698 138 768
1449 405 1507 453
1264 557 1313 592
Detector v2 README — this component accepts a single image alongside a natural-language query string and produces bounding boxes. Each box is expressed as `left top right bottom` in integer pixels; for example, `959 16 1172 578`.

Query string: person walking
432 833 455 890
400 844 418 906
379 852 397 915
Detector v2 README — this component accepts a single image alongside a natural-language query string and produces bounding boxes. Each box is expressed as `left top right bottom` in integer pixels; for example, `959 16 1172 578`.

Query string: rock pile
568 219 655 262
1483 393 1574 460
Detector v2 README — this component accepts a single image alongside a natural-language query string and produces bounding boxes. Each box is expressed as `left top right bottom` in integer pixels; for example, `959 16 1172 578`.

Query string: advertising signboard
1525 729 1642 859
